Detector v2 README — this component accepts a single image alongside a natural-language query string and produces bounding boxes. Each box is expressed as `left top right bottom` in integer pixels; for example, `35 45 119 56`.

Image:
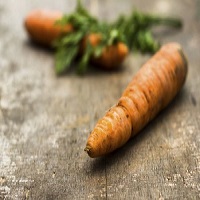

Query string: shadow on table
24 40 55 54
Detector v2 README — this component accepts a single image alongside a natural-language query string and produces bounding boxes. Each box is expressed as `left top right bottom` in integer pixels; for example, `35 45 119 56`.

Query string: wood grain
0 0 199 199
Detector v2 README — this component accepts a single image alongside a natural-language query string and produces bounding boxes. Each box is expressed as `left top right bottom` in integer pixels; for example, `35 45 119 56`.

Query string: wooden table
0 0 199 199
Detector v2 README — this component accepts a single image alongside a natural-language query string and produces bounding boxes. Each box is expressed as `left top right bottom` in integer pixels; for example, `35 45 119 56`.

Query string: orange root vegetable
85 43 188 158
81 33 129 69
24 9 128 69
24 9 73 46
92 42 129 69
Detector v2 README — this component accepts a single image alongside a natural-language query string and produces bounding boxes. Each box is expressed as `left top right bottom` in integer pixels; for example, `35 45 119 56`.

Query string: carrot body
82 33 129 69
94 42 129 69
24 9 128 69
24 9 73 46
85 43 188 158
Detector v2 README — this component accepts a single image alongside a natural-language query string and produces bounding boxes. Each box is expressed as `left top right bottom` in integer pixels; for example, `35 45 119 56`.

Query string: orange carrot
24 9 73 46
24 9 128 69
85 43 188 158
81 33 129 69
92 42 128 69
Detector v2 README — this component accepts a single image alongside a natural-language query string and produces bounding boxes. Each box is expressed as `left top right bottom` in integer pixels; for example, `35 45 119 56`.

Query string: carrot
24 9 73 46
93 42 129 69
81 33 129 69
24 9 128 69
85 43 188 158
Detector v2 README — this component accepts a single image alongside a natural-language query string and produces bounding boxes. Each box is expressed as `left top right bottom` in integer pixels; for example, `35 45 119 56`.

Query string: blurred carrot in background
24 0 182 74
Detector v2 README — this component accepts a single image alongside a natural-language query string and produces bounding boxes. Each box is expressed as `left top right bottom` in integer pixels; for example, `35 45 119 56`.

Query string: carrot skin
85 43 188 158
81 33 129 69
91 42 129 69
24 9 73 46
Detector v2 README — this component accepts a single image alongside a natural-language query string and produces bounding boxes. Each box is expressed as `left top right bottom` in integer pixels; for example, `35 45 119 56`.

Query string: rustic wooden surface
0 0 200 199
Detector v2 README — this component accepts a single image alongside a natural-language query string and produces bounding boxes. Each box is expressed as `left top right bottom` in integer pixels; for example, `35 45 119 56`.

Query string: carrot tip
84 146 91 153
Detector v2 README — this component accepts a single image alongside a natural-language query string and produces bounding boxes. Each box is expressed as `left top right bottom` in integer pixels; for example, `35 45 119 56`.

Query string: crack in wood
105 157 108 200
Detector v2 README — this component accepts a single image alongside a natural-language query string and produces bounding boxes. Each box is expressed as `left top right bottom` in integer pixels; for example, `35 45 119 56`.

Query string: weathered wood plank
0 0 199 199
